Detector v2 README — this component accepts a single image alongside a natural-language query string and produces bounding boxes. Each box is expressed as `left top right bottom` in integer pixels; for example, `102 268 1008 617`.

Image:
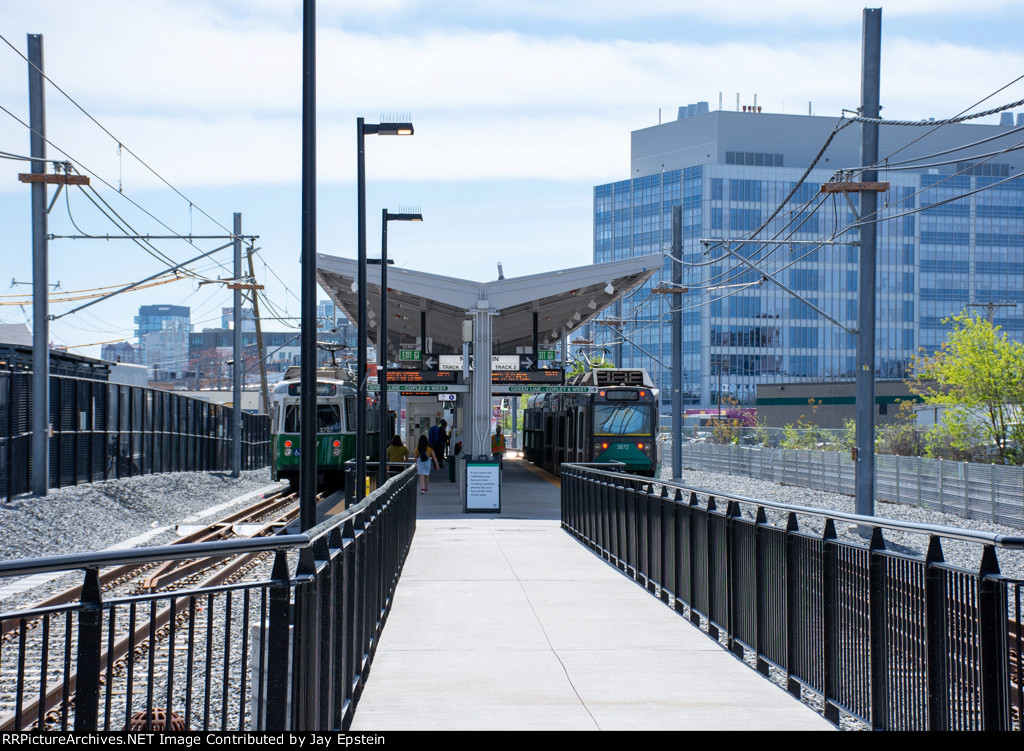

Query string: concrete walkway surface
349 459 834 731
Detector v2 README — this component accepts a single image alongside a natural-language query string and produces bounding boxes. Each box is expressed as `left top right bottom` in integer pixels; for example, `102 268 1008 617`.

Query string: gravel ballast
0 469 282 562
669 465 1024 580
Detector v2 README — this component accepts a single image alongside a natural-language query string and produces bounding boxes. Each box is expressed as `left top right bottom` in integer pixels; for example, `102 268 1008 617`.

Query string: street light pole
377 210 423 487
299 0 317 531
355 119 414 503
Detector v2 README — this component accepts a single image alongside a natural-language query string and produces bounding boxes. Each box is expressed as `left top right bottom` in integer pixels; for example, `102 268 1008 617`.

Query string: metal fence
1 370 270 502
561 464 1024 730
0 466 417 731
667 440 1024 527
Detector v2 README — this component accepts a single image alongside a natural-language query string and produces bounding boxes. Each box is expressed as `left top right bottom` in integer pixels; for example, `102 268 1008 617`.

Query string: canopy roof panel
316 254 662 358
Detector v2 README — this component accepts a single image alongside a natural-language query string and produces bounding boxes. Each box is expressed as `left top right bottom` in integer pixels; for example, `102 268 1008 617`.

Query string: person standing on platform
491 424 506 467
416 435 440 493
428 422 443 469
438 419 449 465
386 434 409 476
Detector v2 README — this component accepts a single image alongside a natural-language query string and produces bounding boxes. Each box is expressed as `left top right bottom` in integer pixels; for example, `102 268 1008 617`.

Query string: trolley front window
593 403 652 436
284 404 343 433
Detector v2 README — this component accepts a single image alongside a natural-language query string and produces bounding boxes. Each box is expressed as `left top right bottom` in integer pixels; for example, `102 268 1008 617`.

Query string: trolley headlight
637 443 645 450
284 449 292 456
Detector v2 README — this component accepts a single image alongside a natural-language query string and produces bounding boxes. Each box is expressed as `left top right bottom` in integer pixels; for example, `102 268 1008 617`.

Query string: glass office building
593 106 1024 416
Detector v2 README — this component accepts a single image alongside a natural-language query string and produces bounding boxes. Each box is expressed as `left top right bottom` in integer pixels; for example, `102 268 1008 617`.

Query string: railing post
265 550 291 732
328 526 346 731
705 495 718 641
686 491 700 626
313 536 336 729
340 517 357 728
291 547 320 730
753 507 770 677
821 518 840 725
625 480 637 579
670 487 684 610
784 512 799 697
977 545 1008 730
73 568 102 732
647 484 663 594
725 500 741 658
923 535 946 731
867 526 887 730
660 485 673 604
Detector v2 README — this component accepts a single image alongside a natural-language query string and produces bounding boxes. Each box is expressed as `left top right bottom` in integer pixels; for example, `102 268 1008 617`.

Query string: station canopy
316 253 663 359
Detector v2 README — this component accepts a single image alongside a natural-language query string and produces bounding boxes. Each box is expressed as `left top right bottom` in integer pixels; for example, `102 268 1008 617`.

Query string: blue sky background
2 1 1024 358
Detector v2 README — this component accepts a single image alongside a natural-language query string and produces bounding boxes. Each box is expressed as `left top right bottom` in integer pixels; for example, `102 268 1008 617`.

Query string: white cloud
4 2 1024 197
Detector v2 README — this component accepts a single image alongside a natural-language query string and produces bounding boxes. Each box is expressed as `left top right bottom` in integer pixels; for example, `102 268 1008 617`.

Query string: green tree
911 313 1024 464
566 354 615 379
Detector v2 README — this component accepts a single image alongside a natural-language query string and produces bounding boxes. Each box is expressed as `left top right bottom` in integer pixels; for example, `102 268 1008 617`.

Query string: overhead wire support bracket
46 233 259 241
700 238 859 246
820 181 889 193
17 172 89 185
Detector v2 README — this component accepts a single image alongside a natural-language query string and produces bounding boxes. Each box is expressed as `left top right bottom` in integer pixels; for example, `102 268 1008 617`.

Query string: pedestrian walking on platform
416 434 440 493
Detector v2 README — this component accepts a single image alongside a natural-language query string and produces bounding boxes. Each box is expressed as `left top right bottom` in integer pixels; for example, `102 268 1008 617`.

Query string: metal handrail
561 462 1024 550
0 465 418 579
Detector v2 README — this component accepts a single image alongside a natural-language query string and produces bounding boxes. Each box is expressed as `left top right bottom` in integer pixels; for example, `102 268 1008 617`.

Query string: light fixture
572 312 581 321
351 281 358 292
605 282 615 295
588 299 597 310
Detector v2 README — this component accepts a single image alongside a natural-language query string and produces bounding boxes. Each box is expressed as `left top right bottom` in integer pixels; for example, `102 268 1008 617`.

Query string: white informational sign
439 354 464 371
438 354 520 371
491 355 520 371
465 462 501 511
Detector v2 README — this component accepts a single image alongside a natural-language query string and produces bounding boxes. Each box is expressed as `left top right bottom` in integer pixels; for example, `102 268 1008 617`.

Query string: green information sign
368 383 457 393
399 350 421 361
538 349 557 360
505 385 596 394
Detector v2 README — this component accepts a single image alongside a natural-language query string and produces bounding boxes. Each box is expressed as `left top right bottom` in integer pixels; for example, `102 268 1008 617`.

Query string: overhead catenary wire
0 31 232 237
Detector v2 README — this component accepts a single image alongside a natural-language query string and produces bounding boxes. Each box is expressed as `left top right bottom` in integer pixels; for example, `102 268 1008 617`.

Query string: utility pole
28 34 48 497
247 248 270 414
232 213 242 478
671 205 682 479
855 8 882 519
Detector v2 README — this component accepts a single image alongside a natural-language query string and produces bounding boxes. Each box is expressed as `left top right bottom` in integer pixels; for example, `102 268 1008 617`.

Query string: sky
2 1 1024 359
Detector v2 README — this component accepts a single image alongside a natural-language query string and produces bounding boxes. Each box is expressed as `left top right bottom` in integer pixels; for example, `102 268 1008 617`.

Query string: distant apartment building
188 328 301 387
135 305 191 381
593 103 1024 415
100 341 139 364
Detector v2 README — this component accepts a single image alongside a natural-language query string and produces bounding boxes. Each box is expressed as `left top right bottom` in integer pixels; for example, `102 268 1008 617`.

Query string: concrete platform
350 459 834 731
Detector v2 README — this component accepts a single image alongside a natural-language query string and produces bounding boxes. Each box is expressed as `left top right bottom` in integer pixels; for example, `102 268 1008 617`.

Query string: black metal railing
561 463 1024 731
0 466 417 731
0 370 271 501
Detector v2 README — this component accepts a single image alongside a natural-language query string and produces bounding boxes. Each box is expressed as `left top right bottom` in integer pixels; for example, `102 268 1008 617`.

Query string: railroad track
0 488 326 731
